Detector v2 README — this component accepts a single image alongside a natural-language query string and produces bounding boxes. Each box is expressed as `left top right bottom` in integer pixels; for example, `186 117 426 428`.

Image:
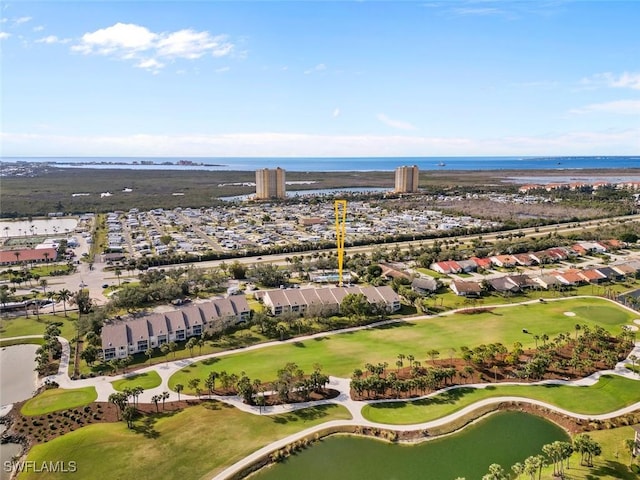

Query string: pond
0 345 39 480
0 344 39 405
251 411 569 480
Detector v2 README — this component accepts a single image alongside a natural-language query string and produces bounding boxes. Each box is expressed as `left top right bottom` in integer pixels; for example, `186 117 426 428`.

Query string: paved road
3 296 640 479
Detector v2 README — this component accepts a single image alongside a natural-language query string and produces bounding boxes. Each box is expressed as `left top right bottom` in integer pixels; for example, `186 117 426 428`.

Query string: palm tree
39 278 48 295
186 337 197 357
629 354 638 373
123 406 136 429
168 341 177 359
161 343 170 362
161 391 170 410
57 289 71 317
145 347 154 366
45 291 56 315
151 394 161 413
115 267 122 285
175 383 184 401
624 438 635 466
482 463 507 480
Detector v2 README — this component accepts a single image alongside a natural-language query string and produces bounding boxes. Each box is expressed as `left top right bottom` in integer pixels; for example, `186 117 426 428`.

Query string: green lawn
0 313 78 340
111 371 162 391
169 298 635 393
19 403 352 480
21 387 98 416
361 375 640 425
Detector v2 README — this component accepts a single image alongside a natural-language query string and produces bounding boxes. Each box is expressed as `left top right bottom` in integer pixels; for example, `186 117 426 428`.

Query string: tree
72 289 93 315
427 349 440 365
229 261 247 280
108 392 128 420
175 383 184 401
151 394 161 413
161 391 170 409
186 337 198 357
205 371 218 397
624 438 635 466
168 341 177 359
188 378 201 398
145 347 154 366
115 267 122 286
39 278 48 295
482 463 507 480
57 289 71 317
161 343 170 362
123 405 137 429
340 293 372 318
80 344 99 366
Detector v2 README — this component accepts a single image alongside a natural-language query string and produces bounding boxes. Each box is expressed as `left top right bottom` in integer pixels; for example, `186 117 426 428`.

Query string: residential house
411 277 439 295
577 269 607 284
450 280 482 297
261 285 401 316
488 276 520 294
430 260 462 274
489 255 518 268
101 296 250 360
470 257 493 271
533 275 562 290
456 259 478 273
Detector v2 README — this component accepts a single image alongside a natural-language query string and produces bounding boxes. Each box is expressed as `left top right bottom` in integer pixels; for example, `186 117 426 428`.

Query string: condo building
255 167 286 199
394 165 419 193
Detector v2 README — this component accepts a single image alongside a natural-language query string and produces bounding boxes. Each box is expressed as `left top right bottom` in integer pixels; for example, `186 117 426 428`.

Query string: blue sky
1 0 639 157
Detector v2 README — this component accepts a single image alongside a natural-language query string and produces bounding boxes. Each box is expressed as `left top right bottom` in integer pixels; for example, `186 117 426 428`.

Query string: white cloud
304 63 326 74
136 58 164 72
6 128 637 157
215 66 230 73
570 100 640 115
376 113 417 131
71 22 235 72
580 72 640 91
36 35 70 44
0 32 10 40
33 25 44 32
333 108 341 118
13 16 31 25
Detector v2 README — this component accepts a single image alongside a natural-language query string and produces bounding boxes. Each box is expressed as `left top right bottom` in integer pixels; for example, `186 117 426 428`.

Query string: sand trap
563 312 576 317
624 324 639 332
634 319 640 326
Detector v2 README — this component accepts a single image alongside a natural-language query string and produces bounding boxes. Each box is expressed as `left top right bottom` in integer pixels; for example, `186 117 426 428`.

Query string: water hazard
252 411 569 480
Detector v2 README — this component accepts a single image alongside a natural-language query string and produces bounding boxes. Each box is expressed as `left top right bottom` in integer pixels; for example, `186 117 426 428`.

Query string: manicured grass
111 371 162 391
21 387 98 416
0 337 45 347
0 313 78 340
361 375 640 425
19 403 352 480
169 298 635 392
563 426 639 480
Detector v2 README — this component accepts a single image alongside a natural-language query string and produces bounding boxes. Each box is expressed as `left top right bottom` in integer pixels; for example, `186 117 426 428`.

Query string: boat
438 162 446 167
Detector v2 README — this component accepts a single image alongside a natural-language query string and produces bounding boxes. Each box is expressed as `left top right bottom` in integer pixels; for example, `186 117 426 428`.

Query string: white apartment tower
394 165 419 193
255 167 286 199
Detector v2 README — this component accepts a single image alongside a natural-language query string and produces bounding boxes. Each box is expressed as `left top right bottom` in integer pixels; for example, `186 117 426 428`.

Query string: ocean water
2 156 639 172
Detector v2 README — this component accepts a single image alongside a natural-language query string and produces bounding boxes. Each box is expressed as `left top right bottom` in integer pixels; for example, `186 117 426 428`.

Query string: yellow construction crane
334 199 347 286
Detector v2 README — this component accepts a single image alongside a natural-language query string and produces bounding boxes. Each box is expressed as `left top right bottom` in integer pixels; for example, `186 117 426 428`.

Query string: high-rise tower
255 167 286 199
394 165 419 193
